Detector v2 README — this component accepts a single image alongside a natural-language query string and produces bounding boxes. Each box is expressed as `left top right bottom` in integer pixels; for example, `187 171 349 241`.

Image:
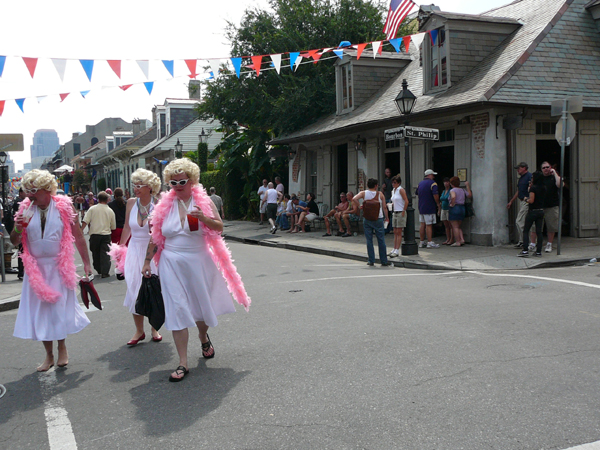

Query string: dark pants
523 209 544 253
89 234 112 275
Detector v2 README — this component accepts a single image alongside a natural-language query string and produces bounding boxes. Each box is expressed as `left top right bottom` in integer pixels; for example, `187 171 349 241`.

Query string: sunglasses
542 166 551 169
132 184 148 190
24 188 39 194
169 179 190 186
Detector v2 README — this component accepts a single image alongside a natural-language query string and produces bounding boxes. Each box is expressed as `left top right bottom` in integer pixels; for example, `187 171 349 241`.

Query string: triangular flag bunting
23 57 38 78
80 90 90 98
389 38 402 53
333 49 344 59
51 59 67 81
185 60 197 78
0 100 4 116
79 60 94 81
312 52 324 64
430 29 438 46
288 52 300 70
162 60 174 77
144 81 154 95
107 60 121 78
0 56 6 77
271 54 281 74
231 57 242 78
403 36 411 52
294 55 303 71
372 41 382 57
59 93 69 102
209 59 221 79
305 49 320 59
119 84 133 91
356 43 367 60
36 96 48 104
15 98 25 112
411 33 426 49
378 43 384 55
136 60 150 79
250 56 262 76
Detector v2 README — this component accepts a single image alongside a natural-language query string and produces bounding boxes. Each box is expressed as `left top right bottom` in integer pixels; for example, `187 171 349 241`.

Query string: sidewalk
2 221 599 311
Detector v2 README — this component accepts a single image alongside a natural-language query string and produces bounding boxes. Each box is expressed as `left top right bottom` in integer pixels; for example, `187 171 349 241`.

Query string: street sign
404 126 439 140
551 96 583 117
384 127 404 141
0 134 24 151
555 113 576 146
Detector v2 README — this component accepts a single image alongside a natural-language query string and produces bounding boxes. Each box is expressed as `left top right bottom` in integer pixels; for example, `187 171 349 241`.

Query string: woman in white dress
118 169 162 346
10 170 93 372
142 159 250 382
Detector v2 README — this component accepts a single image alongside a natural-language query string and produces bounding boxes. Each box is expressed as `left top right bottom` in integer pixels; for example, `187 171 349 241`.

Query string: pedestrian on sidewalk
257 179 269 225
209 187 225 219
108 188 127 244
352 178 390 266
507 162 532 248
261 182 282 234
10 169 93 372
388 175 408 257
518 171 546 257
381 168 393 234
276 194 290 230
448 177 472 247
82 191 116 278
322 192 348 236
417 169 441 249
440 178 453 245
340 192 359 237
531 162 562 253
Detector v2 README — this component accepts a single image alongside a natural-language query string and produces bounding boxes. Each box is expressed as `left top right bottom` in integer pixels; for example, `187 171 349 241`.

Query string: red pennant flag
312 52 324 64
59 93 69 102
378 44 384 55
107 60 121 78
23 57 38 78
356 43 367 60
403 36 411 52
185 60 197 78
251 55 262 76
0 100 4 117
119 84 133 91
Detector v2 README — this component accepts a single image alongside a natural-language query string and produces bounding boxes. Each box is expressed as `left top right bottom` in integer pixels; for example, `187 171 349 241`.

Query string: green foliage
73 169 91 192
97 177 107 192
198 142 208 173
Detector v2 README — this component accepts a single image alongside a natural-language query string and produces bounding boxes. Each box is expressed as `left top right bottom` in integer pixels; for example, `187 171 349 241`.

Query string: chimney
188 80 201 99
132 119 141 136
72 132 80 139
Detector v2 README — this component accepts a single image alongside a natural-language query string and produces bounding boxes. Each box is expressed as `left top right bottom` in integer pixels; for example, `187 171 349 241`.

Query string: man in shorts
417 169 441 248
340 192 359 237
257 179 268 225
531 161 561 253
322 192 348 236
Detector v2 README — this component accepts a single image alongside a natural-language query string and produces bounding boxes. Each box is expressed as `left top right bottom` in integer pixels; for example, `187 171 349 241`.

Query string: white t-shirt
258 185 268 201
286 201 293 213
391 186 406 212
276 183 284 194
265 188 279 203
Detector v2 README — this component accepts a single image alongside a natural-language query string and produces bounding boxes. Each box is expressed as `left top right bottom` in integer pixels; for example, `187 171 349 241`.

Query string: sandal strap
174 365 188 375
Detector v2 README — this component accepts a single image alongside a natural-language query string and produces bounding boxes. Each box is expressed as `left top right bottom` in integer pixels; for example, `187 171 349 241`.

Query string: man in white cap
416 169 441 248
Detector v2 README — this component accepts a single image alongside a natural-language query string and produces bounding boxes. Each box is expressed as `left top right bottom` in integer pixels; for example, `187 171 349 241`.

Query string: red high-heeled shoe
127 333 146 346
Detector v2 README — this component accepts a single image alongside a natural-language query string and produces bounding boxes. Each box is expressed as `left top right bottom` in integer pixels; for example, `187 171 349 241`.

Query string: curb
0 295 20 313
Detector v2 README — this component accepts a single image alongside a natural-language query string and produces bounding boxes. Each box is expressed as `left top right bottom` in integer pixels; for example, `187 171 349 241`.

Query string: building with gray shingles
271 0 600 245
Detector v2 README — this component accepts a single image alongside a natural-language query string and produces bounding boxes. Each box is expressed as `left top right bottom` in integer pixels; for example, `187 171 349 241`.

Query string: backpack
362 193 381 221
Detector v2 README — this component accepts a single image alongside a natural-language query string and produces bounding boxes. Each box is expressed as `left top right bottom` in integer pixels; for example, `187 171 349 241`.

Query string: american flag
383 0 417 41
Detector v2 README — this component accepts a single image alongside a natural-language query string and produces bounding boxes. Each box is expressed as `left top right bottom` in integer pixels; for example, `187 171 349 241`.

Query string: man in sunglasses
530 162 562 253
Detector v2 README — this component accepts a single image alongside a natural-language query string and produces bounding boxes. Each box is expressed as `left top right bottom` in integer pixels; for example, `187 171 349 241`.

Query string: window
439 129 454 142
337 63 353 113
385 139 401 149
536 122 556 135
73 143 81 156
427 27 448 90
91 137 99 146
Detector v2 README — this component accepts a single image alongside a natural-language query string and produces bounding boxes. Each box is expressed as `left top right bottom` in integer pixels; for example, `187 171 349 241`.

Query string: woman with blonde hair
10 169 93 371
110 169 163 345
141 158 250 382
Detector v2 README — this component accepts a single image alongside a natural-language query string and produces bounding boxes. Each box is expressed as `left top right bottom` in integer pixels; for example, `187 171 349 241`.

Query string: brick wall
471 113 489 159
449 31 507 84
352 65 402 108
292 150 301 183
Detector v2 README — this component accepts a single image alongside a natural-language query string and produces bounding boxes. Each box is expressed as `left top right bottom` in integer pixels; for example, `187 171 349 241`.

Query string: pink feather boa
150 186 251 311
17 196 78 303
108 242 127 274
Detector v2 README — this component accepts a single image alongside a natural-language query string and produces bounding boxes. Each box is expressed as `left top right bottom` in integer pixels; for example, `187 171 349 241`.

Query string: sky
0 0 508 171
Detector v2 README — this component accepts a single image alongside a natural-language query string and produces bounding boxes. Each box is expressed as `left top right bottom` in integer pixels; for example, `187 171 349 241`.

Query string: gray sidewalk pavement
2 221 599 311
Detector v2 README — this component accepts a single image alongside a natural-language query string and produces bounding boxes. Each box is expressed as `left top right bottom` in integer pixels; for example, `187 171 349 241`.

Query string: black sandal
201 335 215 359
168 365 189 382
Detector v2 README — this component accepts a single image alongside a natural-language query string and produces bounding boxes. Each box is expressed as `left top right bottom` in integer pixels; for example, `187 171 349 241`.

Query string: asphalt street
1 241 600 449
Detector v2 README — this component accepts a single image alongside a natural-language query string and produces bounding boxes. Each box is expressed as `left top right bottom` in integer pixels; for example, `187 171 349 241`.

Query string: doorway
432 145 454 186
385 151 401 179
337 144 348 194
536 139 570 235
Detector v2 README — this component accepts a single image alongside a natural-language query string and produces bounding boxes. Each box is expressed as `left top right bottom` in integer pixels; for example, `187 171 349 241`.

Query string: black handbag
135 275 165 331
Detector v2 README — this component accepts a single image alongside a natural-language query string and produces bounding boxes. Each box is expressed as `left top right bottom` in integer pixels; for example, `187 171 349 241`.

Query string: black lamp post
198 128 208 171
174 138 183 159
394 79 418 256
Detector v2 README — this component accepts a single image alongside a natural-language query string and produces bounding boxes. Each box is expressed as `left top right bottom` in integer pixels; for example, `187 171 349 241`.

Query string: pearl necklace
137 198 154 220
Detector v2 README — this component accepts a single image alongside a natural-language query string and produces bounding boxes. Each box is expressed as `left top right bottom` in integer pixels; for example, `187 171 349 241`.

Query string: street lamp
394 79 418 256
198 128 208 171
198 128 208 144
174 138 183 159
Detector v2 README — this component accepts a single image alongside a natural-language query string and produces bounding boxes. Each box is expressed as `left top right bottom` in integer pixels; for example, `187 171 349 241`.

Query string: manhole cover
486 284 535 291
0 384 6 399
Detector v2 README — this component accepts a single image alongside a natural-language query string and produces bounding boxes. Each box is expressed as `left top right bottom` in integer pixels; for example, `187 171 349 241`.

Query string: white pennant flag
52 58 67 82
294 55 303 71
372 41 382 58
136 60 150 79
209 59 221 79
411 33 426 49
36 96 48 104
271 54 282 74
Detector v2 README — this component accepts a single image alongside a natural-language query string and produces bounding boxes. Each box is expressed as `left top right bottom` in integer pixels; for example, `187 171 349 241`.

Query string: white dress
13 202 90 341
158 197 235 330
123 201 156 314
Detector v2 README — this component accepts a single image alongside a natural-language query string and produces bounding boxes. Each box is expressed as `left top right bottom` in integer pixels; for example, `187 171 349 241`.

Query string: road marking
277 271 462 283
39 369 78 450
561 441 600 449
467 271 600 290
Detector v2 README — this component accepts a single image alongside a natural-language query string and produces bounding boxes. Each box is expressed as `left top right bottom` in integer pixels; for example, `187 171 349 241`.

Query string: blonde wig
131 168 161 194
163 158 200 185
22 169 58 195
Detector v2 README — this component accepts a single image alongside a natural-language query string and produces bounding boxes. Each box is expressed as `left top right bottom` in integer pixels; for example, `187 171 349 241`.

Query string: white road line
561 441 600 449
39 369 78 450
276 271 462 283
466 271 600 290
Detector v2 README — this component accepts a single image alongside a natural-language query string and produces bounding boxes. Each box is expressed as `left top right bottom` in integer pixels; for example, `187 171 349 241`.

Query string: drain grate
487 284 535 291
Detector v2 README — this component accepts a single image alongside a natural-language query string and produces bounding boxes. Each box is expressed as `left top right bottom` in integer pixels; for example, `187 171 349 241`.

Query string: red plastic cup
187 214 199 231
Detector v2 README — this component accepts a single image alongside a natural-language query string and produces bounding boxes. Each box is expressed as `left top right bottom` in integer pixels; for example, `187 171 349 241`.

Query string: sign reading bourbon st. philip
384 126 440 141
384 127 404 141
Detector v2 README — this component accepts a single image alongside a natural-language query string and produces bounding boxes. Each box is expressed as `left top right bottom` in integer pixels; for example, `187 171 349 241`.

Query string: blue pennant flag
231 57 242 78
389 38 402 53
288 52 300 71
333 50 344 59
144 82 154 95
15 98 25 113
430 29 438 46
79 59 94 81
162 60 174 77
0 56 5 77
80 90 90 98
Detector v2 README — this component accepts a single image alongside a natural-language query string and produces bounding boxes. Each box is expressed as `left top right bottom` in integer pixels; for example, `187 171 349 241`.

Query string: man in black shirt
530 161 561 253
